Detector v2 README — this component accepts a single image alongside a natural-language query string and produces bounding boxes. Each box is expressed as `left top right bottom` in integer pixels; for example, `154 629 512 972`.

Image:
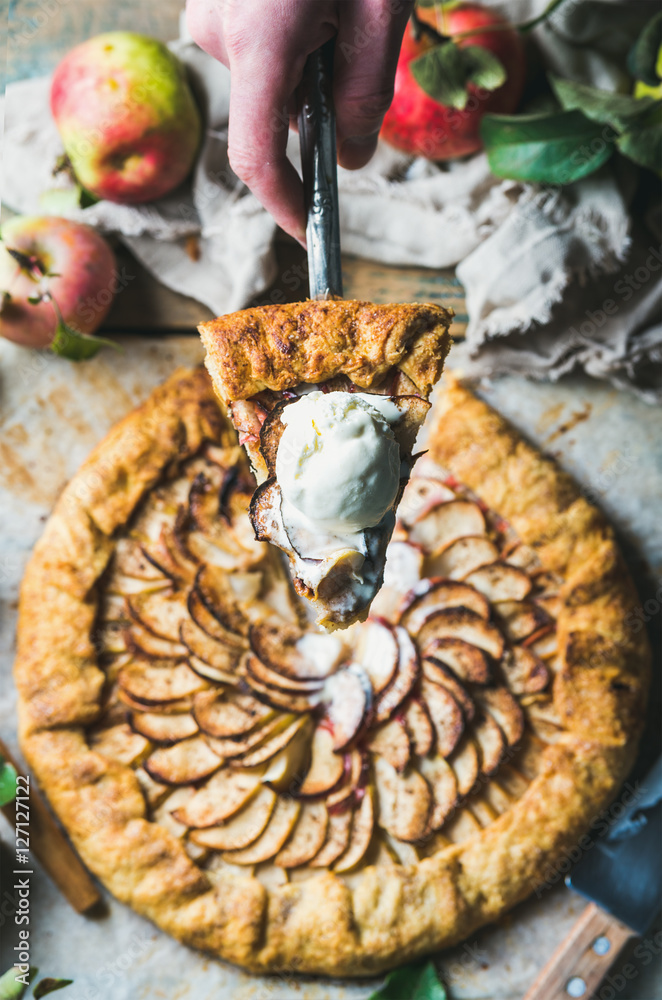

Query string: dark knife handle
298 39 343 301
523 902 634 1000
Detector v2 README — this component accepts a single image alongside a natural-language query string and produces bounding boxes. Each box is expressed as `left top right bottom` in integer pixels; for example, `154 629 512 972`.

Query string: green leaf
367 960 447 1000
0 967 37 1000
0 759 18 807
550 75 656 131
33 980 74 999
481 109 615 184
627 11 662 87
411 40 506 110
617 100 662 174
50 316 120 361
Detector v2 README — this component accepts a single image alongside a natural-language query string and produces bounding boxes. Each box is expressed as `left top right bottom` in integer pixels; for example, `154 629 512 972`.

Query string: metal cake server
524 755 662 999
298 39 343 301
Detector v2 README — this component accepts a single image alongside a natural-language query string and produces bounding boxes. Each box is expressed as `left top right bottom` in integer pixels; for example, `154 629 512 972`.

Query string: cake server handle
298 39 343 301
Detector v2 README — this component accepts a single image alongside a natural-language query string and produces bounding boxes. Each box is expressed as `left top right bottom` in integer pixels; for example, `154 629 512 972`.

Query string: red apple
381 3 525 160
50 32 201 204
0 216 116 349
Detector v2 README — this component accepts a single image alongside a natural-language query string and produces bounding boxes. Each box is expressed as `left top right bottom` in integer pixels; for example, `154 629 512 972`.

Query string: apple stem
411 9 448 45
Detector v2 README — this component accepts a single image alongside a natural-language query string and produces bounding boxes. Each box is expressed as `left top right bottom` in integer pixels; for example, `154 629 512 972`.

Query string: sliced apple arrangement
90 441 564 886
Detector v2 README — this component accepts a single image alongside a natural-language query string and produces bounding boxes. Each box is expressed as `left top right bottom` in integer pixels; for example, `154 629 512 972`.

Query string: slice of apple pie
199 299 453 629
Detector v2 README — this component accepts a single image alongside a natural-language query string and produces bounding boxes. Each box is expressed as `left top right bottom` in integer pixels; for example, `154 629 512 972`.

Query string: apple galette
15 367 649 977
199 299 453 629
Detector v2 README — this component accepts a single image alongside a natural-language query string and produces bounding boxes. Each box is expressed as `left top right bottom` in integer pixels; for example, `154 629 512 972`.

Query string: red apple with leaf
381 2 526 160
0 215 119 359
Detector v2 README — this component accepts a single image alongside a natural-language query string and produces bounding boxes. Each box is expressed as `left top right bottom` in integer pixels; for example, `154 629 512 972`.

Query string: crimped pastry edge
14 367 650 976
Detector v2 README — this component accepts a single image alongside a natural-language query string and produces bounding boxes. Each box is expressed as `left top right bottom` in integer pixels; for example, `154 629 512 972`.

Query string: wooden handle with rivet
0 738 101 913
523 902 634 1000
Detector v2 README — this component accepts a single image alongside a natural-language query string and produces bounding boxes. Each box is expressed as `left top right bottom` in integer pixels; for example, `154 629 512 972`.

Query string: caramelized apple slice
298 725 345 797
127 591 189 642
180 618 245 672
310 807 354 867
397 478 456 526
188 587 248 647
249 622 342 681
366 717 411 772
465 562 532 602
193 689 275 739
425 536 499 581
144 736 223 785
420 678 464 758
500 646 549 695
421 659 475 723
172 767 264 827
190 786 276 850
223 796 301 865
334 786 375 872
244 652 325 694
118 659 208 705
373 757 431 843
114 538 170 580
399 579 489 633
402 698 435 758
321 665 372 751
354 619 400 694
416 608 505 661
373 626 420 723
418 637 491 685
325 750 367 811
447 737 478 797
474 713 505 775
126 620 188 660
474 687 524 747
493 600 552 642
202 713 295 759
259 716 314 784
129 711 199 745
195 565 251 636
418 755 458 832
407 499 485 554
242 671 323 713
188 655 240 686
89 723 151 766
275 802 329 868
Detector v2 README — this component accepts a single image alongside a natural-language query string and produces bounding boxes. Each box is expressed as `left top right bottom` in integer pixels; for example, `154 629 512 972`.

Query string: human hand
186 0 413 244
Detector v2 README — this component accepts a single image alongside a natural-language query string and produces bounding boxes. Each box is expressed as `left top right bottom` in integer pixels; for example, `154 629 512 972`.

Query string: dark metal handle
298 39 343 300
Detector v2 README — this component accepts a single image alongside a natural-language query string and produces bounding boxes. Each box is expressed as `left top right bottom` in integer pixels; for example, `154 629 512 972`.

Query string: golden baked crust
199 299 453 401
14 368 650 977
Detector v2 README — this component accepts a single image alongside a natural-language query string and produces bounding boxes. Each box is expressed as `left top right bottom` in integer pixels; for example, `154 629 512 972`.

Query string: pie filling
91 438 565 890
230 374 431 629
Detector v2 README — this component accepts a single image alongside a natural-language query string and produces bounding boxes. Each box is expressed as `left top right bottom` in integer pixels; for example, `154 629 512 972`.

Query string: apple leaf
627 10 662 87
411 41 506 111
0 756 18 807
33 980 74 999
617 100 662 174
0 968 37 1000
367 960 447 1000
481 109 614 184
50 315 120 362
549 76 657 131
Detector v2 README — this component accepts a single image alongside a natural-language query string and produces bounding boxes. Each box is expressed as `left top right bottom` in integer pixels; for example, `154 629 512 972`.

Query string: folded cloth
1 1 659 399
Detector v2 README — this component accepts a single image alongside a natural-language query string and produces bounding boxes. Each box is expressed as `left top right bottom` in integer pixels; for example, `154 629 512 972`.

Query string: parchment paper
1 337 660 998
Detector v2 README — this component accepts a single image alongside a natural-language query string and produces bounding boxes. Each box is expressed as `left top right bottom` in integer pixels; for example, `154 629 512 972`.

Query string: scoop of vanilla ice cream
275 391 401 533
